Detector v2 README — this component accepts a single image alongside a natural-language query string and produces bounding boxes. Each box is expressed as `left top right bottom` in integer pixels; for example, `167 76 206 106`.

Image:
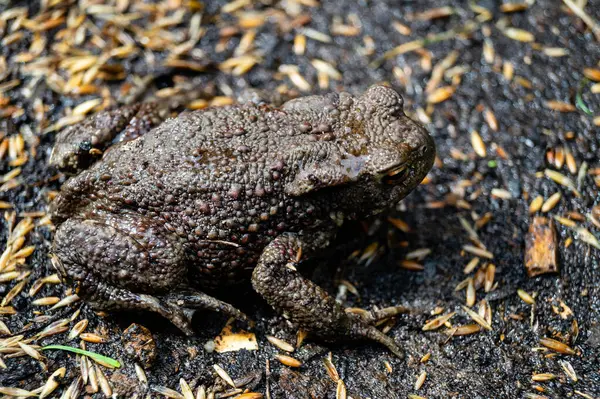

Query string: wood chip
214 325 258 353
525 217 558 276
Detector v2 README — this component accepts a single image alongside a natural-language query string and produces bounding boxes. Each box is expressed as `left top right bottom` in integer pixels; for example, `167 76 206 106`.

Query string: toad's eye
79 141 92 152
382 164 409 185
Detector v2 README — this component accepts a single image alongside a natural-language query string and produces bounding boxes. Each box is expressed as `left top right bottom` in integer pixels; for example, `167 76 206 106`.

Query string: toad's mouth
382 164 410 185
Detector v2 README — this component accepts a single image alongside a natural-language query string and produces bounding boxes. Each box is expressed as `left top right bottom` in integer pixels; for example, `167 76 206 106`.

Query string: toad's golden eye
382 164 409 184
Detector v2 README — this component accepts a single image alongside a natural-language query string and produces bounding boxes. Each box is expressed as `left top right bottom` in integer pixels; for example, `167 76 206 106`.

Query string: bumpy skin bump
50 85 435 356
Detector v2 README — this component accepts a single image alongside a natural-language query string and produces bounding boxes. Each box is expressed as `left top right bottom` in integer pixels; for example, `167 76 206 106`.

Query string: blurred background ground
0 0 599 398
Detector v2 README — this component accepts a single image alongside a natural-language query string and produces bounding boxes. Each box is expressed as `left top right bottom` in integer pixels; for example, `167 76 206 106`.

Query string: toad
49 85 435 357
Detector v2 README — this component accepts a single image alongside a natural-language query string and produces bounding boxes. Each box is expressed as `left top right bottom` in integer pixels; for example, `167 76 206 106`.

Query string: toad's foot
52 255 195 335
164 290 251 326
252 234 404 358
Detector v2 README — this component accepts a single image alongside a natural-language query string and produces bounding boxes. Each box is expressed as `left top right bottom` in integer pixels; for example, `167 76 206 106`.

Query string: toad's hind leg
52 216 195 335
252 234 404 358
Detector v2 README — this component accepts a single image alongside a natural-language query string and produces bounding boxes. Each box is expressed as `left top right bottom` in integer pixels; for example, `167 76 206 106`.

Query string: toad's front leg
49 102 169 173
251 233 405 357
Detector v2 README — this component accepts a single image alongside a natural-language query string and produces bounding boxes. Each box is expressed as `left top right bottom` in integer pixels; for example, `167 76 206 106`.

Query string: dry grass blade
427 86 455 104
405 248 431 260
500 3 529 12
463 257 480 274
380 40 424 61
544 169 580 196
400 259 424 271
50 294 80 310
180 378 194 399
0 387 36 396
236 393 263 399
532 373 555 382
425 50 458 93
40 367 66 399
491 188 511 200
503 27 535 42
18 342 43 360
68 319 88 340
571 226 600 249
72 98 102 116
2 280 27 307
466 277 476 307
0 320 11 336
543 47 569 57
471 130 487 158
545 100 576 112
484 264 495 292
529 196 543 213
541 193 562 213
80 333 106 344
323 355 340 382
422 312 455 331
310 59 342 80
135 363 147 385
462 306 492 330
559 360 578 382
151 386 185 399
539 337 576 355
517 289 535 304
336 379 347 399
32 296 60 306
266 336 294 352
446 324 481 336
562 0 600 41
388 217 410 232
213 364 236 387
414 371 427 390
484 108 498 131
0 271 19 283
463 245 494 259
275 354 302 368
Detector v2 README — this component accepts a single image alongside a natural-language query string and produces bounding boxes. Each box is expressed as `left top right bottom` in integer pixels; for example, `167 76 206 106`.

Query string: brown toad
49 85 435 356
